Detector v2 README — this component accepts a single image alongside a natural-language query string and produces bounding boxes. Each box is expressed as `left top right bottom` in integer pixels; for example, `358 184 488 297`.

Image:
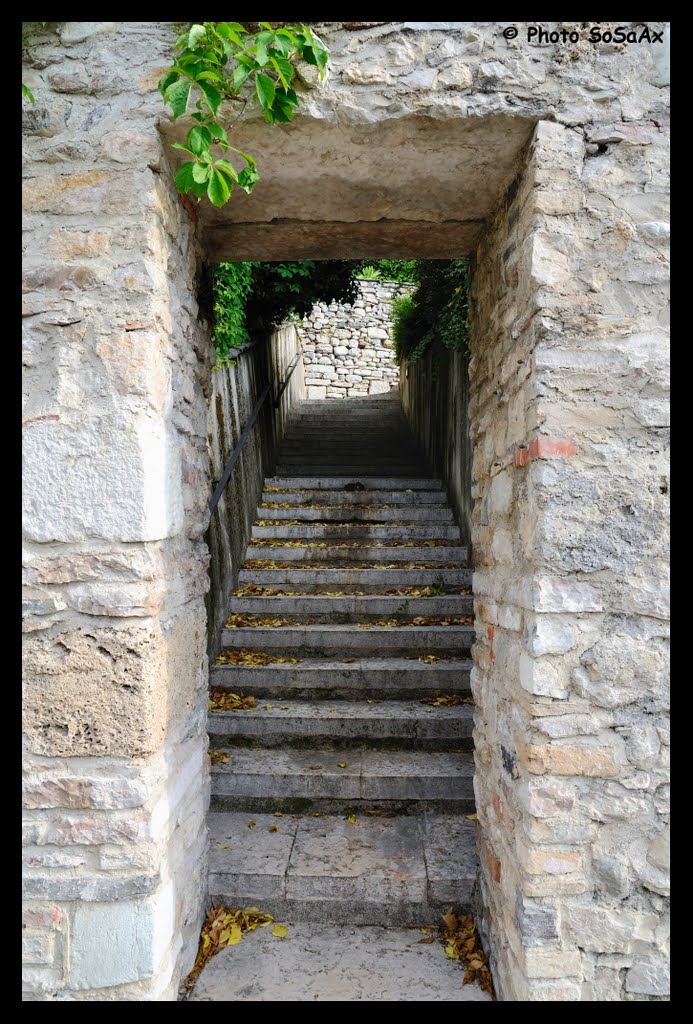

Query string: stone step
246 544 468 564
274 467 429 478
237 567 473 592
251 523 461 541
209 749 475 811
262 489 448 505
189 922 492 1002
265 477 442 491
227 594 473 620
257 506 454 522
220 624 475 655
206 813 478 926
210 656 472 699
208 700 473 750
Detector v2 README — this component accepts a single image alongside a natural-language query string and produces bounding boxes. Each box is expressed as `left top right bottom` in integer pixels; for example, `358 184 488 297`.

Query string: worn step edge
227 595 473 617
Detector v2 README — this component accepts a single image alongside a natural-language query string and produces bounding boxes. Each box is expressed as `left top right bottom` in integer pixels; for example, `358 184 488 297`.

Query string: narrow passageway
193 391 486 1000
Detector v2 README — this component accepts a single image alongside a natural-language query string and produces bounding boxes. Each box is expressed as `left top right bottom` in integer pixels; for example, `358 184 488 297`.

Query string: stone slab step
265 477 442 491
188 921 491 1001
257 506 454 522
220 624 475 655
205 813 478 927
210 656 472 699
262 489 448 505
251 523 460 541
210 749 474 811
227 595 473 620
237 567 473 593
210 749 475 808
208 700 473 750
246 544 468 564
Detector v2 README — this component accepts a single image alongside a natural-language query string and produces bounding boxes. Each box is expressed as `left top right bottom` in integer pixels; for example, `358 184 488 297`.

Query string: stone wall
298 278 412 399
465 121 670 1001
400 345 473 545
206 326 305 653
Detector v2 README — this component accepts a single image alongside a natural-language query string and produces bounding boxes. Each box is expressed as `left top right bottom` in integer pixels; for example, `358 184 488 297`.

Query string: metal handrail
207 344 303 515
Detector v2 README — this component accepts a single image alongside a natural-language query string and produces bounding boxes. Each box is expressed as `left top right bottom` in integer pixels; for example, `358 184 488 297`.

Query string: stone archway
23 22 669 1001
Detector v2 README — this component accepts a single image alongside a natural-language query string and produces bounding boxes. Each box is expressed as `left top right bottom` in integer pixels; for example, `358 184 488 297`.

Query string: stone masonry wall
467 121 669 1001
400 345 473 546
22 22 215 1000
298 278 412 399
206 326 305 654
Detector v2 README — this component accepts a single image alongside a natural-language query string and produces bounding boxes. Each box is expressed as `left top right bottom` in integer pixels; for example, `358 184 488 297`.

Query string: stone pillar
22 23 211 999
469 121 669 1000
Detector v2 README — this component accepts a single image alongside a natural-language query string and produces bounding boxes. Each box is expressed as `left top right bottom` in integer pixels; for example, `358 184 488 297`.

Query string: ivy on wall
391 260 470 363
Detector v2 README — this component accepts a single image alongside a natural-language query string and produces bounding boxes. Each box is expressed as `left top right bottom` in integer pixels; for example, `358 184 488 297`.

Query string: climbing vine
159 22 328 207
391 260 470 363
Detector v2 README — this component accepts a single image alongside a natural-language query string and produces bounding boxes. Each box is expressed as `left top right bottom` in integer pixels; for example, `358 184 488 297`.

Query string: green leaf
196 70 225 83
238 166 260 194
232 63 253 90
207 168 232 207
229 147 257 169
255 73 276 109
171 143 197 156
187 125 212 155
217 22 246 45
158 70 179 96
164 79 192 118
22 82 35 103
175 161 196 193
208 122 229 147
192 161 211 183
254 43 269 67
270 56 293 90
188 24 207 48
215 159 238 182
198 80 222 115
191 177 208 198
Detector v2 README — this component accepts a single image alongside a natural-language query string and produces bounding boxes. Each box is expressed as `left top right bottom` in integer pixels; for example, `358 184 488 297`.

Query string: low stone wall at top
298 278 414 399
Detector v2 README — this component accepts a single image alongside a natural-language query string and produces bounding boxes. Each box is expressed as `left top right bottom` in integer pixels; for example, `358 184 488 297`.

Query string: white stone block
69 883 175 989
519 652 569 699
23 414 183 543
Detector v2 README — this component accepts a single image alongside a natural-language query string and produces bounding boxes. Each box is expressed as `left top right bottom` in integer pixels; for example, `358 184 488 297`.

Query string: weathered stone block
68 884 174 989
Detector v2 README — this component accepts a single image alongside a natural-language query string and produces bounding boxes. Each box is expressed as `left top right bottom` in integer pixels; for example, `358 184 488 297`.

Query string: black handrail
207 346 303 515
272 351 302 409
208 384 270 514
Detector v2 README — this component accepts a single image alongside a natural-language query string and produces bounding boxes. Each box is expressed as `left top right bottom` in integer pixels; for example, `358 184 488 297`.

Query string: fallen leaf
209 690 256 712
337 762 349 768
308 764 322 770
215 843 229 849
247 820 256 830
347 814 356 824
268 825 279 833
418 936 436 944
466 813 478 820
272 924 288 938
420 928 428 935
273 811 284 817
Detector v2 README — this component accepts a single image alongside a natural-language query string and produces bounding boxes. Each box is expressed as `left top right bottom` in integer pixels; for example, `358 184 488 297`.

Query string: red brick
528 437 576 459
514 437 576 467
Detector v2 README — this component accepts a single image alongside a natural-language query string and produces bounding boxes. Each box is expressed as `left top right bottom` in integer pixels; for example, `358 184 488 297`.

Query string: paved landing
188 923 493 1002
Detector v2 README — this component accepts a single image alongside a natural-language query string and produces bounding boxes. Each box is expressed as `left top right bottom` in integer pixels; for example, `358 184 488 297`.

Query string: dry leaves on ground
440 908 494 996
208 689 256 712
248 538 451 549
225 614 300 628
419 695 474 707
182 904 277 990
358 616 473 629
208 749 229 764
215 648 300 667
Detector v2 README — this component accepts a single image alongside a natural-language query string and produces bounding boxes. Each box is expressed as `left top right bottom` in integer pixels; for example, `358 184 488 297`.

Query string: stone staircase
207 392 477 926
